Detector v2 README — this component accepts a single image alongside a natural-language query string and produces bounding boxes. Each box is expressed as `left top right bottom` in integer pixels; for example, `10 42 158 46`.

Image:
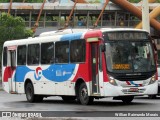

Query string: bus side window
17 45 26 65
70 39 86 63
41 42 54 64
27 44 40 65
3 47 7 66
55 41 69 63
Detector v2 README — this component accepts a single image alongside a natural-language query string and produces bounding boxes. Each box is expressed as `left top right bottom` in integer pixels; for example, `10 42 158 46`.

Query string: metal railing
24 20 145 28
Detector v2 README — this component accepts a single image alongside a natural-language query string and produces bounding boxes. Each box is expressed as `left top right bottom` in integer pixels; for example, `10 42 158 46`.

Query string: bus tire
78 83 94 105
62 96 76 102
25 82 37 103
121 96 134 104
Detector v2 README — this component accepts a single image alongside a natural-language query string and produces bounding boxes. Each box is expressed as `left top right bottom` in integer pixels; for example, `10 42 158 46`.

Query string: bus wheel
62 96 76 102
121 96 134 104
78 83 94 105
25 83 36 103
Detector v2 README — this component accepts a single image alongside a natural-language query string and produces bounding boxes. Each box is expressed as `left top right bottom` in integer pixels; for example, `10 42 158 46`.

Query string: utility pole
8 0 12 16
142 0 150 33
32 0 46 33
59 0 77 30
93 0 109 28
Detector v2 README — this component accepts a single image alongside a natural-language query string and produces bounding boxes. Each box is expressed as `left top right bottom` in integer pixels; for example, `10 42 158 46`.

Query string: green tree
0 12 33 63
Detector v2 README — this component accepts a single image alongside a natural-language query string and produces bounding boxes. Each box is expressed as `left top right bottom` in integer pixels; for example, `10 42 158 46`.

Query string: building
0 2 159 42
0 2 159 34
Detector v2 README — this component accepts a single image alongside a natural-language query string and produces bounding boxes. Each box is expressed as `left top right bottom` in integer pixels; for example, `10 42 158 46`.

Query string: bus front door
8 50 17 94
91 43 100 94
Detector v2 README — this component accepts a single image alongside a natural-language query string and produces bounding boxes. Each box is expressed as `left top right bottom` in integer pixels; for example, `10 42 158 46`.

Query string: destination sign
104 32 148 40
112 64 130 70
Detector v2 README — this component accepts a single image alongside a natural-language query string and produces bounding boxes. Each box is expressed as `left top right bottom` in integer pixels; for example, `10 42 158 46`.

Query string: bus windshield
105 41 156 73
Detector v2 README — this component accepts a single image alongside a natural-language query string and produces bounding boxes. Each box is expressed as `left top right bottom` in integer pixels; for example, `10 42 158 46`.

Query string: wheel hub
81 88 88 100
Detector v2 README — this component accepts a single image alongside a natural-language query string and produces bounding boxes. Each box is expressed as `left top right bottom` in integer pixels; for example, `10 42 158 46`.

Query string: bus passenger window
41 42 54 64
27 44 40 65
17 45 26 65
70 39 86 63
55 41 69 63
3 47 7 66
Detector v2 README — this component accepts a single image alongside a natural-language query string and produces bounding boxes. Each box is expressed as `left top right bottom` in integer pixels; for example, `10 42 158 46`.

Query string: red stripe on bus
3 67 15 82
126 81 131 85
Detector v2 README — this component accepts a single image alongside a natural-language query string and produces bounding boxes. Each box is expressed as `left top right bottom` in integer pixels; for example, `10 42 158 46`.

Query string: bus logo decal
34 67 43 80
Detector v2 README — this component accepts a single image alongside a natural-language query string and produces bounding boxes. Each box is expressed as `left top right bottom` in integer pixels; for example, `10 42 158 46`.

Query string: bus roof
39 28 90 37
3 29 94 47
3 28 148 47
3 35 62 47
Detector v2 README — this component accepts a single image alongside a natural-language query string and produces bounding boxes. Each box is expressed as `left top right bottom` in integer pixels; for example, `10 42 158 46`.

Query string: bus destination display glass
103 32 148 41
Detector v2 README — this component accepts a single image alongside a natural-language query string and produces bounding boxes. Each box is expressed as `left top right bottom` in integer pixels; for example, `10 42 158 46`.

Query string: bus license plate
130 88 139 92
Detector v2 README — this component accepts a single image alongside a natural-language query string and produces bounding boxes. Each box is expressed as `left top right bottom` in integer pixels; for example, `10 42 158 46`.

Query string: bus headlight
149 75 156 85
108 76 117 86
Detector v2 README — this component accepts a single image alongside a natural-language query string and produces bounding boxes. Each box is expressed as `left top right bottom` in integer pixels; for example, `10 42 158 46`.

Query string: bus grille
114 75 150 81
109 71 155 81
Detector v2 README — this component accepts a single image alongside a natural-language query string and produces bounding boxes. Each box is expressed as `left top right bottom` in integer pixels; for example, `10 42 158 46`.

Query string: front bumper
103 80 158 97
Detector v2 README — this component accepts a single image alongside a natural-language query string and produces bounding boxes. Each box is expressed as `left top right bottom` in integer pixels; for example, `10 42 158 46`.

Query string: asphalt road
0 91 160 120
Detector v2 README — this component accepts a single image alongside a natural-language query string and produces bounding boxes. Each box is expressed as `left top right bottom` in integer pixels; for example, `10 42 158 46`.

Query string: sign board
104 32 148 41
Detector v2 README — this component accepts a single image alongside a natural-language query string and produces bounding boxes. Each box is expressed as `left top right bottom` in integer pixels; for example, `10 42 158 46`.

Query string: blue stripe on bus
15 64 76 82
15 66 33 82
60 32 83 41
43 64 76 82
130 81 139 87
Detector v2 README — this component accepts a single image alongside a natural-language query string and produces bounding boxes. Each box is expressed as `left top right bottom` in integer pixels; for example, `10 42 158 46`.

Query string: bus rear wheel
25 83 36 103
78 83 94 105
25 83 43 103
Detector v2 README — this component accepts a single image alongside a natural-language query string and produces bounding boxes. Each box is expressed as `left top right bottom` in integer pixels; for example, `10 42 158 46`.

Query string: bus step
10 91 18 94
92 93 100 96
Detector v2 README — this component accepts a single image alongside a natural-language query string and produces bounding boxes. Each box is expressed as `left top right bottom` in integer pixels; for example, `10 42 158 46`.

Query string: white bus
1 28 158 105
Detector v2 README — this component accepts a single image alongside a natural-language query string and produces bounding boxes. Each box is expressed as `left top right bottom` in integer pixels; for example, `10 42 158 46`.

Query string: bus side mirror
99 44 105 72
100 44 105 52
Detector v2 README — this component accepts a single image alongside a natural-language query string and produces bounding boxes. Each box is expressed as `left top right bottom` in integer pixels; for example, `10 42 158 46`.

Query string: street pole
142 0 150 33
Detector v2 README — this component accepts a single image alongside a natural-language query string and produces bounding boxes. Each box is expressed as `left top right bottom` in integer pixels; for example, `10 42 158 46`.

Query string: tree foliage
0 12 33 63
0 13 26 42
